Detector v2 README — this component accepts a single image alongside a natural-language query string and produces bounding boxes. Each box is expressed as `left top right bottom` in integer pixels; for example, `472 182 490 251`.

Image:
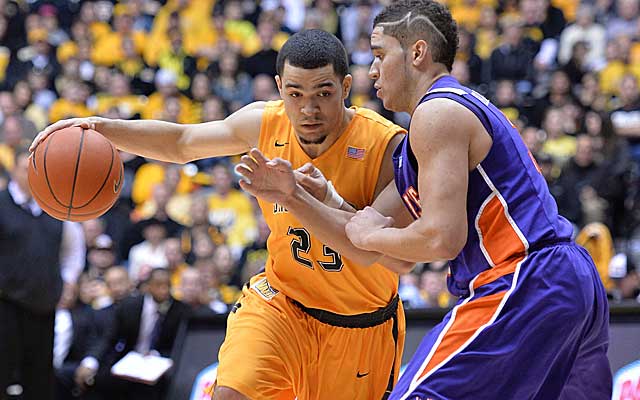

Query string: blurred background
0 0 639 399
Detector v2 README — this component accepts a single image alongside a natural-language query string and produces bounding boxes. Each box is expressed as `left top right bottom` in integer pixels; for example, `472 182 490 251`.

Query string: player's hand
345 206 394 250
236 148 297 204
293 163 328 202
74 365 96 390
29 117 102 152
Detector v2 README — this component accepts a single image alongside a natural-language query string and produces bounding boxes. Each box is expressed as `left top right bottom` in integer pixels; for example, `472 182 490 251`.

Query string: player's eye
289 92 300 98
318 92 332 97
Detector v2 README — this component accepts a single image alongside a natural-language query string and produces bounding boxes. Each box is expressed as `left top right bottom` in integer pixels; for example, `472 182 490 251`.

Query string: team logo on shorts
251 277 279 301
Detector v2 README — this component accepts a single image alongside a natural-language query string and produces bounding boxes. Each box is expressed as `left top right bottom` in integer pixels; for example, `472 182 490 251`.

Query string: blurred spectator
608 252 640 302
233 215 270 287
576 223 616 292
494 79 524 125
207 163 256 253
86 234 118 280
27 69 57 112
528 69 576 127
164 237 191 299
419 265 454 308
541 107 577 164
349 64 374 107
607 0 640 38
213 51 253 111
558 5 606 70
92 3 147 68
610 74 640 163
104 266 133 305
0 114 35 173
311 0 339 34
157 28 196 91
350 33 374 66
339 0 380 52
181 194 226 264
179 267 215 315
193 259 226 313
474 6 500 61
251 74 279 102
0 149 84 400
92 71 147 120
48 80 92 123
398 273 426 309
561 41 590 85
241 18 279 77
201 95 228 123
77 273 110 310
553 135 608 228
490 16 535 90
38 4 68 47
521 126 546 155
8 26 60 88
128 218 169 284
77 268 190 400
143 68 196 123
54 282 99 400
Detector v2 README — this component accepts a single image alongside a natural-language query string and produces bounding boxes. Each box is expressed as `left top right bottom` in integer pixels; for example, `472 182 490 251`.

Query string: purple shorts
391 243 612 400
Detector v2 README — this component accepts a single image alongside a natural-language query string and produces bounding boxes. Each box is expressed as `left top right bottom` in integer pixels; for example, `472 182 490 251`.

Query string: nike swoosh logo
274 140 289 147
356 371 369 378
113 168 123 193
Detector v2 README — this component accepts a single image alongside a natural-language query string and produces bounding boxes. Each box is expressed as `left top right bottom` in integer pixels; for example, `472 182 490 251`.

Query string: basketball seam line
72 141 115 209
67 128 86 220
43 132 70 209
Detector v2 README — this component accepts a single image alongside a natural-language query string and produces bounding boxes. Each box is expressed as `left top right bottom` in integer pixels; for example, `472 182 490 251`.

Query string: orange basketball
28 126 124 222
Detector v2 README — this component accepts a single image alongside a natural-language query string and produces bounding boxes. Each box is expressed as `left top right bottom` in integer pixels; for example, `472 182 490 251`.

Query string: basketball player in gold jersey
32 30 413 400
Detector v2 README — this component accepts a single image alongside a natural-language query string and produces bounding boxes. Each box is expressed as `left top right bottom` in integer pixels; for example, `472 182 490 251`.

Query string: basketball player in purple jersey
341 1 612 398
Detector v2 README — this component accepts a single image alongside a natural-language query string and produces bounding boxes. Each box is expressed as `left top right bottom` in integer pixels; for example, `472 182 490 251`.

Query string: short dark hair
374 0 458 71
276 29 349 78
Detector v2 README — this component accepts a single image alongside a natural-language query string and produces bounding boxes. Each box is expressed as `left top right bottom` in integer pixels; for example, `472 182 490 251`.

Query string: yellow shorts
217 273 405 400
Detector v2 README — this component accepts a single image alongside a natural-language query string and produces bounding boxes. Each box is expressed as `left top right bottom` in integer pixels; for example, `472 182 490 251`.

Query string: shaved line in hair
377 11 449 44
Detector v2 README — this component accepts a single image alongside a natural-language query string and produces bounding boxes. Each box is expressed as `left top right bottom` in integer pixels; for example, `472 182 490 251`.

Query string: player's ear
341 74 352 99
411 40 429 66
275 75 283 95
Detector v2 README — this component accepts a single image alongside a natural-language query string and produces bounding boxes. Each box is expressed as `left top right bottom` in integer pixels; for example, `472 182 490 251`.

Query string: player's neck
408 67 450 115
299 107 355 159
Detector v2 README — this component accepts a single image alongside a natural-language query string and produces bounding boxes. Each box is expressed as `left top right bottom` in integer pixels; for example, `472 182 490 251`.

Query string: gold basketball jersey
257 101 405 314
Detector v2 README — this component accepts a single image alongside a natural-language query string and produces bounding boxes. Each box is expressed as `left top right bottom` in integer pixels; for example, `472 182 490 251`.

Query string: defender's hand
30 117 102 152
236 148 297 204
345 207 394 250
293 163 328 202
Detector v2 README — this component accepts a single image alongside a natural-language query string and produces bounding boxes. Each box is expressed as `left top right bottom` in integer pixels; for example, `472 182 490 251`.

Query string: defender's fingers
240 154 259 171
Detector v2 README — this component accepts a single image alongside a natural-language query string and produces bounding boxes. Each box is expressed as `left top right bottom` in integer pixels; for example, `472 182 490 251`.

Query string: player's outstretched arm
346 99 475 263
237 148 416 274
29 102 265 163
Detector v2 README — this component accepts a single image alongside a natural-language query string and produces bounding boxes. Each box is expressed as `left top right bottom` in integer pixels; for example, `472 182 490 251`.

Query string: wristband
323 180 344 209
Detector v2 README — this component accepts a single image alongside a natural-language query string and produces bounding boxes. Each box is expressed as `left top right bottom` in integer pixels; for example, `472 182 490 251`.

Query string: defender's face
277 62 350 145
369 26 407 112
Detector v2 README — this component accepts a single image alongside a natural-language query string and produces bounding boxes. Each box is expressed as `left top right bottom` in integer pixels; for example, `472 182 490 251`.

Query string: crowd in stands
0 0 639 397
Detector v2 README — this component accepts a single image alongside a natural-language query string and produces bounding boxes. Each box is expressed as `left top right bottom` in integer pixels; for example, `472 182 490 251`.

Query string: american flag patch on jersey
346 146 365 160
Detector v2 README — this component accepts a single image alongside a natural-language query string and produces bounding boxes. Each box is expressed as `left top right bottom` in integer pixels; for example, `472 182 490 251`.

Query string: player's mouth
300 122 323 130
374 84 382 98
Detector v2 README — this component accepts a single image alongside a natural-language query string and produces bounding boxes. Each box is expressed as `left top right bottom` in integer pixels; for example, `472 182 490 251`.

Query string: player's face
369 26 409 112
276 62 351 145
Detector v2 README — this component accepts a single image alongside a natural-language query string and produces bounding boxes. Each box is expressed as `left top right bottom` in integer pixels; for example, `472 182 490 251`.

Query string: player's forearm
284 185 412 271
92 117 191 163
364 222 464 264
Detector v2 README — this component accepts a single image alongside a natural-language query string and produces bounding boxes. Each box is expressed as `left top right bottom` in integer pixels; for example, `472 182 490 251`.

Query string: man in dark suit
53 283 99 400
0 149 85 400
78 268 190 400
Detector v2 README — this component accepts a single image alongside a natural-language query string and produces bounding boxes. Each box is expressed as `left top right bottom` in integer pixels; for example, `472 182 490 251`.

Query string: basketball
28 126 124 222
